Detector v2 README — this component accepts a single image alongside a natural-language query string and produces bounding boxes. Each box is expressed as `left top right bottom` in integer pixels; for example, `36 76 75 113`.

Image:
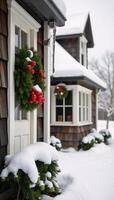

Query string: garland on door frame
14 48 45 111
54 83 68 99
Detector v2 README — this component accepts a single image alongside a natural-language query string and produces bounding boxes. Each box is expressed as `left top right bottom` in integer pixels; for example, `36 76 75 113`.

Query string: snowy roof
56 12 94 48
52 0 66 18
57 12 88 36
52 42 106 89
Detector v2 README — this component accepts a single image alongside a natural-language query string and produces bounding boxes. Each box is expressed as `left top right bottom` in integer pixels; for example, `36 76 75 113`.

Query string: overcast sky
63 0 114 60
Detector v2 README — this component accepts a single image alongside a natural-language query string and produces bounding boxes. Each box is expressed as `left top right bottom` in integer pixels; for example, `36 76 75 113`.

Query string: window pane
83 107 85 121
86 94 88 106
79 107 81 122
15 26 20 53
21 110 27 120
56 98 63 105
65 107 72 121
83 93 85 106
86 108 88 121
21 30 27 48
79 92 81 106
81 54 84 65
56 107 63 122
15 105 20 120
65 91 72 105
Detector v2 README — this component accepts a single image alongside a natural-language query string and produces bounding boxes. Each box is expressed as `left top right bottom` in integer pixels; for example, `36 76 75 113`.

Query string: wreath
54 83 68 99
14 48 45 111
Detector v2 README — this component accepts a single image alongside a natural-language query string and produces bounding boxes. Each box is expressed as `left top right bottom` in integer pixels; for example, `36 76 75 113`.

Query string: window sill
50 122 93 126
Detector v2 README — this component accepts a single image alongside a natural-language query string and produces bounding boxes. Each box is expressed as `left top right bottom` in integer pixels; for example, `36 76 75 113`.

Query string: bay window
51 85 92 126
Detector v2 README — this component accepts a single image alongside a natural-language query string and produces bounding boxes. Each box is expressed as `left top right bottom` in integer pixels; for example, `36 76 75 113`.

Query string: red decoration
54 83 68 99
29 89 45 104
31 60 36 67
38 69 45 79
31 69 35 74
27 64 35 74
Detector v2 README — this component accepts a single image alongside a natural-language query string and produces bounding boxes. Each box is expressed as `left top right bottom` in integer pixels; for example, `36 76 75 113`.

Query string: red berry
31 69 35 74
31 60 36 67
27 65 32 72
38 69 45 78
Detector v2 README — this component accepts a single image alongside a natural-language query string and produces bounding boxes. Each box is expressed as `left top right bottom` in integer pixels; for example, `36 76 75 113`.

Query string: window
56 91 73 122
78 91 91 123
80 36 87 67
51 85 92 126
15 25 28 120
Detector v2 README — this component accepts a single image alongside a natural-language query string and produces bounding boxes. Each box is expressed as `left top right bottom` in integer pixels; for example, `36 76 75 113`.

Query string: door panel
14 25 30 153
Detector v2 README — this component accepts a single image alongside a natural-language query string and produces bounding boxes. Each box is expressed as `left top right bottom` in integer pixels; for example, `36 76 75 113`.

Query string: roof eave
16 0 66 27
51 76 106 90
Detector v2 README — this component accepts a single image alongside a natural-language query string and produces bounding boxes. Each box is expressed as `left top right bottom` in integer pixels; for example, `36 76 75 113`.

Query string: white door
7 1 41 154
14 25 31 153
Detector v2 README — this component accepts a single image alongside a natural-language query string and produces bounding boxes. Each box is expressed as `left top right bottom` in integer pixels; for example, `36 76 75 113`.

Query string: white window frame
77 85 92 125
80 35 87 67
55 90 73 123
51 85 92 126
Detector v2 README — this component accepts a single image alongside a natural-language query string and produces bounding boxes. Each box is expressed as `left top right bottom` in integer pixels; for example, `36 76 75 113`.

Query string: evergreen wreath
14 48 45 111
54 83 68 99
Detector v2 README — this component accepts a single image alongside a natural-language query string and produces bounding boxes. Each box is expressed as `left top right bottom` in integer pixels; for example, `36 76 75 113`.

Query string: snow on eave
53 42 106 90
56 12 89 36
52 0 66 18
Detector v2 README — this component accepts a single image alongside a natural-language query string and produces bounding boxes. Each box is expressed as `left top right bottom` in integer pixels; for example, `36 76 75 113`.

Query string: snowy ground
42 121 114 200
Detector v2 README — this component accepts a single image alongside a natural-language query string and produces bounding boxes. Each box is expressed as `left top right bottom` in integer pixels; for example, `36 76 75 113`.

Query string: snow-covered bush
79 135 95 151
90 129 104 144
99 129 112 145
50 136 62 151
0 142 61 200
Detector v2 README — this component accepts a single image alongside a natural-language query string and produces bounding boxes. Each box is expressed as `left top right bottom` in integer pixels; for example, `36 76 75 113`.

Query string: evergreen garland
54 83 68 99
14 48 45 111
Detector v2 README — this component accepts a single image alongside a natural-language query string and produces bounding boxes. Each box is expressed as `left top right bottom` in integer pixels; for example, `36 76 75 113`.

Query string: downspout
43 21 51 143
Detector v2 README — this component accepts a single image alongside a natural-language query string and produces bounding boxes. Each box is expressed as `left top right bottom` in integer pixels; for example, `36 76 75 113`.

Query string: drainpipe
43 21 51 143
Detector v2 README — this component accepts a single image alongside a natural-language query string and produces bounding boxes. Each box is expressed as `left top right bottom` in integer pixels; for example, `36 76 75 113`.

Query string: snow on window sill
50 122 93 126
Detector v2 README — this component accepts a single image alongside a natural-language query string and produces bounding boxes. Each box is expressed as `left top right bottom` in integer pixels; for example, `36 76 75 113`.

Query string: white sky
63 0 114 60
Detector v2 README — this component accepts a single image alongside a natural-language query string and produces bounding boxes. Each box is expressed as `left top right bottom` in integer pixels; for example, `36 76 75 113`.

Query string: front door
14 25 31 153
8 1 41 154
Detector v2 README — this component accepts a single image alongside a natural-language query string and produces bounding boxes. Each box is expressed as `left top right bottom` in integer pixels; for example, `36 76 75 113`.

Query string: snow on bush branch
50 136 62 151
0 143 62 200
1 142 58 184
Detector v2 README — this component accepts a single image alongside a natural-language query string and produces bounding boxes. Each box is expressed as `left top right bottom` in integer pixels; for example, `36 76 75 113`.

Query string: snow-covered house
50 13 106 148
0 0 66 173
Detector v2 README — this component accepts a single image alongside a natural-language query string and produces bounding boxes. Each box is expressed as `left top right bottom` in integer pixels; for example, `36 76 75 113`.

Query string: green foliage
81 141 94 150
79 139 95 151
54 84 68 100
95 138 102 144
0 161 61 200
99 129 112 144
14 48 45 111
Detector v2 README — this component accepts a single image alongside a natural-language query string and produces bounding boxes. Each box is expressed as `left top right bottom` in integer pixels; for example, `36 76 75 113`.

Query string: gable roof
56 12 94 47
52 42 106 90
